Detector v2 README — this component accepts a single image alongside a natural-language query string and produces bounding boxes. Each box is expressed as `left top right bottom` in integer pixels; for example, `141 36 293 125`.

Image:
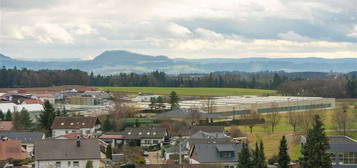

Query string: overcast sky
0 0 356 59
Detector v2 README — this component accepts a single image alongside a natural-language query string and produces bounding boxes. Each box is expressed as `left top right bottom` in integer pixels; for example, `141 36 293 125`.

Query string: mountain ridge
0 50 356 74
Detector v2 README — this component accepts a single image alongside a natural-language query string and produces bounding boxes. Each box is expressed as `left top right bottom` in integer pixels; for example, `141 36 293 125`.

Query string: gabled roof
0 132 44 144
55 132 88 140
190 143 242 163
0 140 27 161
189 131 227 140
104 127 167 139
51 117 100 129
328 136 357 152
21 99 43 104
0 121 13 131
35 139 101 160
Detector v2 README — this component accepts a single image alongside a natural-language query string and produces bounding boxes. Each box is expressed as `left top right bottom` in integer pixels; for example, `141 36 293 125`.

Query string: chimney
76 135 81 147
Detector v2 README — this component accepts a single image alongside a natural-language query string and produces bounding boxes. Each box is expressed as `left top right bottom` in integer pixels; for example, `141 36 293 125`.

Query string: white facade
35 159 101 168
52 126 101 137
140 138 164 147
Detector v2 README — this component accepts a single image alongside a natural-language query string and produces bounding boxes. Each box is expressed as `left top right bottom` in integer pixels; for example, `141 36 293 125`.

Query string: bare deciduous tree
241 110 261 134
188 109 201 126
333 106 351 135
265 103 280 133
230 126 244 138
288 111 300 132
201 97 216 123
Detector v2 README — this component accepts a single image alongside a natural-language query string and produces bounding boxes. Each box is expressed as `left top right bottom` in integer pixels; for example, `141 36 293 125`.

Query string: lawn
97 87 276 97
233 108 357 160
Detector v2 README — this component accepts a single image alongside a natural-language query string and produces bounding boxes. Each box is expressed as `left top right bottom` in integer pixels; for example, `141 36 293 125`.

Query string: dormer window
147 132 150 135
82 123 85 125
139 132 142 135
128 132 131 135
153 132 156 135
61 123 64 125
70 123 74 125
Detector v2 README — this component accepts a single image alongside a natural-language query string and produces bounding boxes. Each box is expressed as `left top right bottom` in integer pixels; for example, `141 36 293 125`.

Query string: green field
97 87 276 97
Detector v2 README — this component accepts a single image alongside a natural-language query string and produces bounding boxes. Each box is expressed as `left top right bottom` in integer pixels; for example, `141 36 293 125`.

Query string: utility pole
179 137 182 166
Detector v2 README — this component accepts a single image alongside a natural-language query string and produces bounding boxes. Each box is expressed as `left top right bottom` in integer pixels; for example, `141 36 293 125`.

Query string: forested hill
0 68 357 98
1 50 357 74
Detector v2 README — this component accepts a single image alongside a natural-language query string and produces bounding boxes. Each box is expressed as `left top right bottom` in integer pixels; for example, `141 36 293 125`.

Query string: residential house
34 139 103 168
51 116 102 137
100 127 168 147
0 139 27 161
0 121 13 131
325 136 357 168
33 93 55 104
0 131 45 155
189 143 242 168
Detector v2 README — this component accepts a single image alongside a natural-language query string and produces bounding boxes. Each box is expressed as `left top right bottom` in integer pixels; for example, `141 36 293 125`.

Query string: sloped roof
22 99 43 104
35 139 101 160
0 121 13 131
51 117 100 129
190 143 242 163
328 136 357 152
0 132 44 144
0 140 27 160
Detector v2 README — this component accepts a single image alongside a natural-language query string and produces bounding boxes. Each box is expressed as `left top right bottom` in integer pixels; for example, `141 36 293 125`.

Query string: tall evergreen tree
0 110 4 121
299 115 332 168
258 141 267 168
38 101 56 137
106 145 112 159
238 142 253 168
102 117 112 132
5 110 12 121
169 91 179 110
19 109 32 130
278 136 290 168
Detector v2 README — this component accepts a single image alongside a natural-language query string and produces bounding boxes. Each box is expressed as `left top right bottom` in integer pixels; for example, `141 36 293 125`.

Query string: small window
128 132 131 135
55 162 61 168
82 122 85 125
86 130 90 134
70 122 74 125
73 161 79 167
153 132 156 135
61 122 64 125
139 132 142 135
65 130 69 134
147 132 150 135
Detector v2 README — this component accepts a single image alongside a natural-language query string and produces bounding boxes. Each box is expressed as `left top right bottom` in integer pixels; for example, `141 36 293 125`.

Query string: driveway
145 151 164 164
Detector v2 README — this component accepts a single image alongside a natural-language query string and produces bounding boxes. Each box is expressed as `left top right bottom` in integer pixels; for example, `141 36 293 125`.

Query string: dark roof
190 143 242 163
189 131 228 140
35 139 101 160
51 117 100 129
0 131 44 144
328 136 357 152
108 127 167 139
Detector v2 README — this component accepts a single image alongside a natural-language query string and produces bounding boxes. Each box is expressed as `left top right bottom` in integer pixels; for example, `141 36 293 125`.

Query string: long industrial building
131 95 335 117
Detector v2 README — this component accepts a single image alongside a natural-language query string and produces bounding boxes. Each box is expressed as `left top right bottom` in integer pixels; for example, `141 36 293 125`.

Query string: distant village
0 87 355 168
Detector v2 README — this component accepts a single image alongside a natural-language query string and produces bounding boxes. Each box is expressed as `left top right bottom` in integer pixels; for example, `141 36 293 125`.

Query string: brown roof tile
0 140 27 160
51 117 100 129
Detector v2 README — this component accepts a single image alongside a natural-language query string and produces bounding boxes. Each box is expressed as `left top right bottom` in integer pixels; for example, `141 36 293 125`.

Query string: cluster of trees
238 115 332 168
2 67 357 98
0 110 13 121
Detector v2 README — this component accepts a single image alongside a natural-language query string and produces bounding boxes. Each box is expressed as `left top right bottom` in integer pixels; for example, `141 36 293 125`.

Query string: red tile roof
99 134 124 139
0 140 27 160
22 99 43 104
0 121 13 131
56 132 88 140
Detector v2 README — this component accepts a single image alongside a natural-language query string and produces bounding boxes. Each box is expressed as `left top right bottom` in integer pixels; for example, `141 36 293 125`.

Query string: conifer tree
238 142 252 168
38 101 56 136
169 91 179 110
0 110 4 121
258 141 267 168
278 136 290 168
5 110 12 121
19 108 32 130
106 145 112 159
300 115 332 168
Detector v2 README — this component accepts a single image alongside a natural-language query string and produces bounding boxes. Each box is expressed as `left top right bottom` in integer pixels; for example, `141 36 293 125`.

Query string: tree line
1 66 357 98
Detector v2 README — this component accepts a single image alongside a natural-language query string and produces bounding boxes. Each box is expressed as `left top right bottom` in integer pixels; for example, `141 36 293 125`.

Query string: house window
65 130 69 134
55 162 61 168
73 161 79 167
153 140 158 144
68 161 71 167
86 130 90 134
339 152 357 165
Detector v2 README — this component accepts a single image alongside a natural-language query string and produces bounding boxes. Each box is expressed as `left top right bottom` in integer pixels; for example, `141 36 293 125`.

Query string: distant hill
0 50 356 74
